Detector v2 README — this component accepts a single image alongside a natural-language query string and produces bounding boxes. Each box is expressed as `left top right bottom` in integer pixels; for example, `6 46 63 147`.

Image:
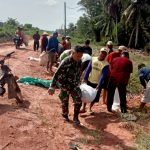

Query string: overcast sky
0 0 84 31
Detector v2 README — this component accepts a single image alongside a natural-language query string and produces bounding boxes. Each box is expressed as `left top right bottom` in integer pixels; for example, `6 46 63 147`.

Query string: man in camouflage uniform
48 45 84 125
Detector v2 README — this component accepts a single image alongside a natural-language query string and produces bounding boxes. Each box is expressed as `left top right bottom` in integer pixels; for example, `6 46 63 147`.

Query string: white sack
39 51 48 66
112 88 120 111
141 80 150 103
80 83 97 103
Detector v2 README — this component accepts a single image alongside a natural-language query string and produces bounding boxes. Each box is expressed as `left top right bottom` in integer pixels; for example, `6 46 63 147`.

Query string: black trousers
107 81 127 113
34 41 39 50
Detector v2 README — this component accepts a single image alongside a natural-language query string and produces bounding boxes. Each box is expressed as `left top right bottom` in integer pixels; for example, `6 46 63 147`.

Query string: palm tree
78 0 105 41
94 0 122 43
122 0 150 48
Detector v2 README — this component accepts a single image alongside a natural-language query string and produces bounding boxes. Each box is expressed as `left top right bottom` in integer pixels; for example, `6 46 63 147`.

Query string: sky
0 0 84 31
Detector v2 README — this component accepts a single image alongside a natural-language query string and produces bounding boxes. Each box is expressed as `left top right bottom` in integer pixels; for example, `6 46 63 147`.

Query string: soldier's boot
62 103 69 122
73 104 81 125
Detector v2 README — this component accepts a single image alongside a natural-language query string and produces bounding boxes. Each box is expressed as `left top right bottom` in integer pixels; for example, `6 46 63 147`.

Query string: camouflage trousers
59 87 82 116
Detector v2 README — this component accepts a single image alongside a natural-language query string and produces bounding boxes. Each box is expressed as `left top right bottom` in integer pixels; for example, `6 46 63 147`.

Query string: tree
78 0 103 41
5 18 19 27
76 15 93 39
24 24 32 29
66 23 76 35
122 0 150 48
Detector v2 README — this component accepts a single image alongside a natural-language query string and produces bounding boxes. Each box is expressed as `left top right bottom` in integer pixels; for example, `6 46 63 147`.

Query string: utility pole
64 2 66 37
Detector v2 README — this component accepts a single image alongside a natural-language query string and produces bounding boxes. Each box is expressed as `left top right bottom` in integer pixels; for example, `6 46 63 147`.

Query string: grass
118 108 150 150
131 121 150 150
128 52 150 94
74 127 102 145
136 132 150 150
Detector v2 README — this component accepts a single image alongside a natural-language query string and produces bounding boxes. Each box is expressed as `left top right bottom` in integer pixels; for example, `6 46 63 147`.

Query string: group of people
13 28 150 125
14 28 72 76
32 31 71 53
48 40 130 124
47 39 150 125
32 31 72 75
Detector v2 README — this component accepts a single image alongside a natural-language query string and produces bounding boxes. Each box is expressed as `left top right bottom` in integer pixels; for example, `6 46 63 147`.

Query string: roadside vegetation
0 18 50 43
67 0 150 51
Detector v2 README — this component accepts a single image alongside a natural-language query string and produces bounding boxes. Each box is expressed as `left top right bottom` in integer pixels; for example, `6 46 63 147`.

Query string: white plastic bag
141 81 150 103
28 57 40 61
112 88 120 110
39 51 48 66
80 83 97 103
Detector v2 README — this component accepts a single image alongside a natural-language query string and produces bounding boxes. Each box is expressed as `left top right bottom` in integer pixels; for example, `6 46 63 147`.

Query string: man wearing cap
107 51 133 113
48 45 84 125
106 41 113 54
107 45 127 64
46 32 59 74
80 47 109 113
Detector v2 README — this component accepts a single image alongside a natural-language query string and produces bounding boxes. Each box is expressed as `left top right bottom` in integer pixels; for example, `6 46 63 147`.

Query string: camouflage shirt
51 56 82 91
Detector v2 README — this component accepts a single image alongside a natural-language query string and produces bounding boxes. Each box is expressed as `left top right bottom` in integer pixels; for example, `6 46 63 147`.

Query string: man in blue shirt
46 32 59 75
138 63 150 109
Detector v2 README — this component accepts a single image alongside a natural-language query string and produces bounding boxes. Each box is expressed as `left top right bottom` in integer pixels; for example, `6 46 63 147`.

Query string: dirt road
0 43 136 150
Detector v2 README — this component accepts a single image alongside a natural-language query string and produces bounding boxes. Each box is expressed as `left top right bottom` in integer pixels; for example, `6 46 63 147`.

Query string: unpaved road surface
0 42 137 150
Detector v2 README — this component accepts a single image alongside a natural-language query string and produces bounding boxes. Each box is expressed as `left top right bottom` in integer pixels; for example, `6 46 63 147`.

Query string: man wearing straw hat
41 32 48 53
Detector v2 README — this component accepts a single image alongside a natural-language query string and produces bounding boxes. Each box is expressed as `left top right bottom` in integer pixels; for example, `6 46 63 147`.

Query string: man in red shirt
107 46 127 64
107 51 133 113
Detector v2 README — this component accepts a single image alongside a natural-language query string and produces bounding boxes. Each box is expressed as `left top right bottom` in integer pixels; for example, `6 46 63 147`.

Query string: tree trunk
94 29 101 42
128 27 135 48
115 18 118 45
135 22 139 48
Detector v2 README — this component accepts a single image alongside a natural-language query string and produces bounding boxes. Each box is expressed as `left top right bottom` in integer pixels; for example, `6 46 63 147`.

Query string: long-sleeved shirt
84 57 109 89
109 57 133 85
139 67 150 88
33 33 40 42
47 36 59 53
41 36 48 51
107 51 121 64
50 56 82 91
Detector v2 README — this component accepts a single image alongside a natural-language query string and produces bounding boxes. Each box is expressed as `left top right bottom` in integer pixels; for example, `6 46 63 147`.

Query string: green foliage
74 0 150 48
136 132 150 150
76 15 94 39
0 18 48 42
122 0 150 48
127 52 150 94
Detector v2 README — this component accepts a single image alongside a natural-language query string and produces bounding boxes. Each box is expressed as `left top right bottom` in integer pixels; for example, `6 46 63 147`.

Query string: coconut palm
122 0 150 48
94 0 123 43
